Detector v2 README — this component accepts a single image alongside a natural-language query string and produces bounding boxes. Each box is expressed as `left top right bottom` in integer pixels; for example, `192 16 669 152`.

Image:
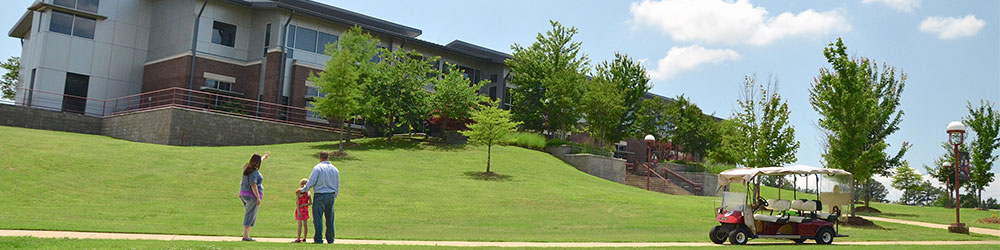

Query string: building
8 0 512 126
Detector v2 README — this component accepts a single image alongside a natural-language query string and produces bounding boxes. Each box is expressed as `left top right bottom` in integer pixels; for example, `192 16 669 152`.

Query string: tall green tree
963 100 999 209
581 77 624 146
891 161 924 205
460 100 522 173
809 38 910 213
593 52 652 141
308 26 379 153
731 75 799 169
364 49 439 137
431 63 489 130
0 56 18 100
707 119 741 165
632 98 670 140
506 20 589 136
664 95 716 162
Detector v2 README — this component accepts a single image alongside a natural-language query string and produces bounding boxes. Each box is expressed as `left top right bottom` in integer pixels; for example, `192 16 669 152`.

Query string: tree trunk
486 144 492 173
978 188 983 209
338 119 345 153
864 179 871 208
849 180 857 217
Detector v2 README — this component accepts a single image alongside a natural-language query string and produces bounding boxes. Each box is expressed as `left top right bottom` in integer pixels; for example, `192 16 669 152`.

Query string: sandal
292 239 302 243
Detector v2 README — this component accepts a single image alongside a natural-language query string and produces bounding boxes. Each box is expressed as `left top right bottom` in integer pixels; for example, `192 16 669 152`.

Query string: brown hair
243 154 262 176
319 151 330 161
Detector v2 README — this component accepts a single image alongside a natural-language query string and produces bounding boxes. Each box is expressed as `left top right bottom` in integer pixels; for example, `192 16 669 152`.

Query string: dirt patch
855 206 882 213
844 216 887 229
463 171 513 181
977 215 1000 224
330 151 349 157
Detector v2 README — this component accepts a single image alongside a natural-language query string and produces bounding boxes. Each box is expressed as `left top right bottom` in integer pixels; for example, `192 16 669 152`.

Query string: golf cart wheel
709 226 728 244
791 239 806 244
815 227 834 244
728 227 750 245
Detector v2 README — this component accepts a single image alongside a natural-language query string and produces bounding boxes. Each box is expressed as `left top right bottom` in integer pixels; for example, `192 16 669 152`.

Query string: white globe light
644 134 655 142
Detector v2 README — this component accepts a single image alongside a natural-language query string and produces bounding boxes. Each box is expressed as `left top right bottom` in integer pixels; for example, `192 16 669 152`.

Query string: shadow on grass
463 171 513 182
857 212 918 218
308 138 421 151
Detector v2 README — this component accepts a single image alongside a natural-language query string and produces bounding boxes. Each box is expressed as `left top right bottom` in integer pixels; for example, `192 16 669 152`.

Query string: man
299 151 340 244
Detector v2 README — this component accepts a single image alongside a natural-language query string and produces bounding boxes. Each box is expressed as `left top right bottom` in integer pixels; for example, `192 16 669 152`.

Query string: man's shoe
241 238 255 242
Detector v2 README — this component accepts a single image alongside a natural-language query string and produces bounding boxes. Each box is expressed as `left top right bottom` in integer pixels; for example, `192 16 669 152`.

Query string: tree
707 119 740 165
581 76 624 146
809 38 910 214
506 20 589 136
964 100 999 209
900 180 942 206
364 49 438 137
1 56 18 100
731 75 799 169
632 98 670 140
664 95 716 162
594 52 652 141
460 100 522 173
431 63 488 130
853 180 889 204
891 161 923 205
308 26 379 153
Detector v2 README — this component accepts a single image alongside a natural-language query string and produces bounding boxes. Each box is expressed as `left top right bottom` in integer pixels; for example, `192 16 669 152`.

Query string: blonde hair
299 178 308 186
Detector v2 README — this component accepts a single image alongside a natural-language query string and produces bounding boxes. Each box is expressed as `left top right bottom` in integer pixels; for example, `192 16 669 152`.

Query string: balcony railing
15 87 361 136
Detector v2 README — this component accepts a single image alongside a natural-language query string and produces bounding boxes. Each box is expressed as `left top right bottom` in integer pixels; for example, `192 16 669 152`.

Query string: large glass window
49 10 74 35
72 15 96 39
285 25 296 46
294 27 317 53
206 79 233 91
54 0 99 13
212 21 236 47
317 32 338 53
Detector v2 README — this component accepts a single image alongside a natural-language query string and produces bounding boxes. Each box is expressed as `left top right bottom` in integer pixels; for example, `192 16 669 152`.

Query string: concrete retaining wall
546 146 626 184
0 104 102 134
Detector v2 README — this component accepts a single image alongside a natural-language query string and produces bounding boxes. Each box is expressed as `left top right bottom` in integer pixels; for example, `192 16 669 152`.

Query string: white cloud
648 45 741 80
919 15 986 40
862 0 921 13
629 0 850 45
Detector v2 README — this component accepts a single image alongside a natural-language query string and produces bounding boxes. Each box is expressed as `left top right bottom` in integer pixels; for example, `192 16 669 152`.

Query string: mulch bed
977 216 1000 224
843 216 886 229
855 206 882 213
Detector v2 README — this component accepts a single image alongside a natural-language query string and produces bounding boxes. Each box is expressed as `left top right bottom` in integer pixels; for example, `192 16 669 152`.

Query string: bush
503 132 546 150
545 138 571 147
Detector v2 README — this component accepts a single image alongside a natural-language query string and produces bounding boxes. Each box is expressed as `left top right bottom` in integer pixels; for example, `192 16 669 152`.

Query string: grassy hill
0 126 993 242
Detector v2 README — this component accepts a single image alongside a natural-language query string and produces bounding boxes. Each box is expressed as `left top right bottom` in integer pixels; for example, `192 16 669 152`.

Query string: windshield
721 191 747 212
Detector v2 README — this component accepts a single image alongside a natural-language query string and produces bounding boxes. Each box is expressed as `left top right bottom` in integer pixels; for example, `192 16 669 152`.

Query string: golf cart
710 165 853 245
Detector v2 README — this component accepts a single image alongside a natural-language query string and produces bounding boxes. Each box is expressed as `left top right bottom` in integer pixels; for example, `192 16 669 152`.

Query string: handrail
661 165 703 193
642 162 671 191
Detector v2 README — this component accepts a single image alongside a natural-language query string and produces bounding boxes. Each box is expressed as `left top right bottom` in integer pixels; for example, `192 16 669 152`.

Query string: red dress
295 192 310 220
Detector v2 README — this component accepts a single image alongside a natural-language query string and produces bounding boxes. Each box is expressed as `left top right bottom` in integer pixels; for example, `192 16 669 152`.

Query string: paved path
861 216 1000 237
1 229 999 247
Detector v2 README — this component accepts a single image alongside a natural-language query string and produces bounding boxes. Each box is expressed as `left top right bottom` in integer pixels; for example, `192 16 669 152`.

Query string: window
305 81 325 99
285 25 296 46
489 86 497 100
206 79 233 91
54 0 99 13
317 32 338 53
212 21 236 47
294 26 317 52
306 102 324 121
50 10 96 39
263 23 271 48
490 74 498 84
62 73 89 114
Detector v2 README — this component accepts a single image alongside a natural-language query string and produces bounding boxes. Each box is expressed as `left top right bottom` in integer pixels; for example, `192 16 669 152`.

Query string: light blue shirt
300 161 339 196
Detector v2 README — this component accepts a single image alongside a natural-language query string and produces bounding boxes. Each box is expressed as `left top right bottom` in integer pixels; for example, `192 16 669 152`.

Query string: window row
286 25 339 54
50 10 96 39
54 0 99 13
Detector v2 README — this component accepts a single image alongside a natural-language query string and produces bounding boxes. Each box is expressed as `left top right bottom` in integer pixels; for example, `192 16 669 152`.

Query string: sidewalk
861 216 1000 237
1 229 998 247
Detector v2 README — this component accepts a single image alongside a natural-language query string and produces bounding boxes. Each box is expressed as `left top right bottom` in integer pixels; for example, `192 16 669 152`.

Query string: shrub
503 131 546 150
545 138 571 147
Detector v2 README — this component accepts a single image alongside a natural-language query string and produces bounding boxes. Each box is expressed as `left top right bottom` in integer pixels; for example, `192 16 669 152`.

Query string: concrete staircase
624 172 693 196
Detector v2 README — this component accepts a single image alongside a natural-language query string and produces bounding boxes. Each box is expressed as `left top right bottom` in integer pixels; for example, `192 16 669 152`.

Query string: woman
239 152 269 241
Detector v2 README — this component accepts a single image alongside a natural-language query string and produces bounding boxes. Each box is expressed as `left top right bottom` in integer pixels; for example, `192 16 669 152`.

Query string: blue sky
2 0 997 200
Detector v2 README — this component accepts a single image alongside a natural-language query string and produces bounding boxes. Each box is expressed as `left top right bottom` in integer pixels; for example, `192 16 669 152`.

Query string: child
293 178 312 243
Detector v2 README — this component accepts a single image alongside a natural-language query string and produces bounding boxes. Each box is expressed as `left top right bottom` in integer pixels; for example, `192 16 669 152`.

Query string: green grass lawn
1 237 999 249
859 203 1000 229
0 126 992 242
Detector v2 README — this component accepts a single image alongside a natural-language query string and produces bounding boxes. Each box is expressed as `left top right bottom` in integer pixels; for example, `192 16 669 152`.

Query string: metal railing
15 87 361 136
642 162 672 192
661 164 704 194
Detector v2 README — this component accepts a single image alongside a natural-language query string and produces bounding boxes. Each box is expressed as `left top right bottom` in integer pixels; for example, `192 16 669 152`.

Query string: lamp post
946 121 969 234
644 134 655 190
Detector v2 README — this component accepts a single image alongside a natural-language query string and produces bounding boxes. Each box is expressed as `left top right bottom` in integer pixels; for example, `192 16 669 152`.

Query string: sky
1 0 998 201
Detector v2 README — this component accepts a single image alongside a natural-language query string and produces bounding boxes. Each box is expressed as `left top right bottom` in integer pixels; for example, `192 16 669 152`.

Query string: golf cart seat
754 199 792 223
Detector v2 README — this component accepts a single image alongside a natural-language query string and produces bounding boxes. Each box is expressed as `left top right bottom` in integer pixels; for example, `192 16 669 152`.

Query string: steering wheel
757 197 769 207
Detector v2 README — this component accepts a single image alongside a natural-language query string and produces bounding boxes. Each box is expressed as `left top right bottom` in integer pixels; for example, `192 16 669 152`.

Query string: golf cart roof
717 164 852 187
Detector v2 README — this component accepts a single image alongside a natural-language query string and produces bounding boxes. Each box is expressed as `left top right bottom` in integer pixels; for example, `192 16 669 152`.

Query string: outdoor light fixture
946 121 969 234
644 134 656 142
644 134 655 190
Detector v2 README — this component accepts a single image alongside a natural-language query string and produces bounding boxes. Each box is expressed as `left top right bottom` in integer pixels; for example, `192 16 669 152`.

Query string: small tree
461 100 522 173
891 161 923 204
309 26 379 153
1 56 18 100
581 76 624 146
964 100 999 209
431 63 488 130
707 119 740 165
853 180 889 204
732 75 799 168
900 180 943 206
